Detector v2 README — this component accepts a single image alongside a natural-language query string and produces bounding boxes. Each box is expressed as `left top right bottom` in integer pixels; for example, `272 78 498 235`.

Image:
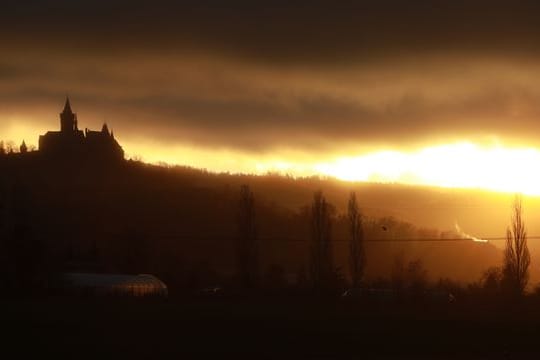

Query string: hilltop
1 155 514 289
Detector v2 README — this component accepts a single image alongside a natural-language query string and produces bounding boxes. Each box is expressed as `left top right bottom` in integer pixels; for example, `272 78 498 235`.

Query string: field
5 296 540 359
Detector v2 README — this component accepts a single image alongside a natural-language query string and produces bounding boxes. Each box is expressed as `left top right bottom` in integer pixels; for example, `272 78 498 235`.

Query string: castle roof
63 96 73 114
39 98 124 161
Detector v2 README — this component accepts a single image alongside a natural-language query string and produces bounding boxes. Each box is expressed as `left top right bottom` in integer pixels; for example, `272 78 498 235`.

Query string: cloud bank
2 1 540 159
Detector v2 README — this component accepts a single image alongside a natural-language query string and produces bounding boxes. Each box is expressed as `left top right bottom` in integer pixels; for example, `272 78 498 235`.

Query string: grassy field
4 296 540 359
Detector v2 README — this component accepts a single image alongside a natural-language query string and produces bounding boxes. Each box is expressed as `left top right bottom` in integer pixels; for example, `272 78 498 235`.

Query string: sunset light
8 118 540 196
122 140 540 196
315 143 540 195
5 2 540 357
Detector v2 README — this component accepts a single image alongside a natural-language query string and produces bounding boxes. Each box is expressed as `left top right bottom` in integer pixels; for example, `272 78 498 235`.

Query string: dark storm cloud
3 1 540 153
3 0 540 61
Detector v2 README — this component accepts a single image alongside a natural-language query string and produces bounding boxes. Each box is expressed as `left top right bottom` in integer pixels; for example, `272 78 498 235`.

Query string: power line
84 231 540 242
365 237 501 242
266 237 505 242
125 235 540 242
365 236 540 242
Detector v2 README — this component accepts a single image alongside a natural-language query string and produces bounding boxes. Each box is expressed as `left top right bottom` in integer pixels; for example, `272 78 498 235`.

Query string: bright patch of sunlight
315 143 540 195
7 118 540 196
129 141 540 195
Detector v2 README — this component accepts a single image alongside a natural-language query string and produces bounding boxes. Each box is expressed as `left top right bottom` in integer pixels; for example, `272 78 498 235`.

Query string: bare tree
503 195 530 296
391 252 406 292
348 191 365 287
407 259 428 296
237 184 258 288
5 141 15 154
481 266 502 296
310 190 333 289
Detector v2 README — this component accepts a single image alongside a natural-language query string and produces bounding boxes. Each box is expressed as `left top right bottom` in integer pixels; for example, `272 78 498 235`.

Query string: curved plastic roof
64 273 167 290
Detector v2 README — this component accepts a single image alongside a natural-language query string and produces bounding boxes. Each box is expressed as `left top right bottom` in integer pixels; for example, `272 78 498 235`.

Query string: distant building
39 98 124 161
19 140 27 154
61 273 168 297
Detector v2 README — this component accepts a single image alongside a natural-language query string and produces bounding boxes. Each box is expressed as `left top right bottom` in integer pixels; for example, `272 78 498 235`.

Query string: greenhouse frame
62 273 168 297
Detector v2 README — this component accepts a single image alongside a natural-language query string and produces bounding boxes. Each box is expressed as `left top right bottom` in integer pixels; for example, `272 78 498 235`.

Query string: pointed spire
20 140 27 153
63 96 72 113
101 123 109 135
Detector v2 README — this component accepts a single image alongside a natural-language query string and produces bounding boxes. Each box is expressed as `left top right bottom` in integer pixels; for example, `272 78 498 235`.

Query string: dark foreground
4 296 540 359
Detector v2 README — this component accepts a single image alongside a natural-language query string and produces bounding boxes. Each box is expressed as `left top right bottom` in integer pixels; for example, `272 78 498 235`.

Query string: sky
4 1 540 193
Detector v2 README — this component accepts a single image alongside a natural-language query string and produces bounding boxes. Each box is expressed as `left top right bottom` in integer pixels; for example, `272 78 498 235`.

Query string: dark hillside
0 155 509 291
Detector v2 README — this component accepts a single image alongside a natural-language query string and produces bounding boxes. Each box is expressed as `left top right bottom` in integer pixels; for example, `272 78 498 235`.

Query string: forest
0 151 536 301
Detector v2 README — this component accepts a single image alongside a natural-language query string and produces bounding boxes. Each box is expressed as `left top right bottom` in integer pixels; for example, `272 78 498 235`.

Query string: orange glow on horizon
5 119 540 196
125 141 540 196
314 143 540 195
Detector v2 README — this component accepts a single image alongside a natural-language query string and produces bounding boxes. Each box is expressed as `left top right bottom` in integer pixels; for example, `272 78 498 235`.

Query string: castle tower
60 97 78 133
101 123 110 135
39 97 124 161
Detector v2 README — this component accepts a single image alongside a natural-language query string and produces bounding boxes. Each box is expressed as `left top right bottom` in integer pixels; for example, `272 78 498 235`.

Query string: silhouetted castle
39 98 124 161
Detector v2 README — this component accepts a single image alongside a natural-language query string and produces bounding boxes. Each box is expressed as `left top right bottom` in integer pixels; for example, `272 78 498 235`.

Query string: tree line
0 140 33 155
237 185 531 298
0 163 532 299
